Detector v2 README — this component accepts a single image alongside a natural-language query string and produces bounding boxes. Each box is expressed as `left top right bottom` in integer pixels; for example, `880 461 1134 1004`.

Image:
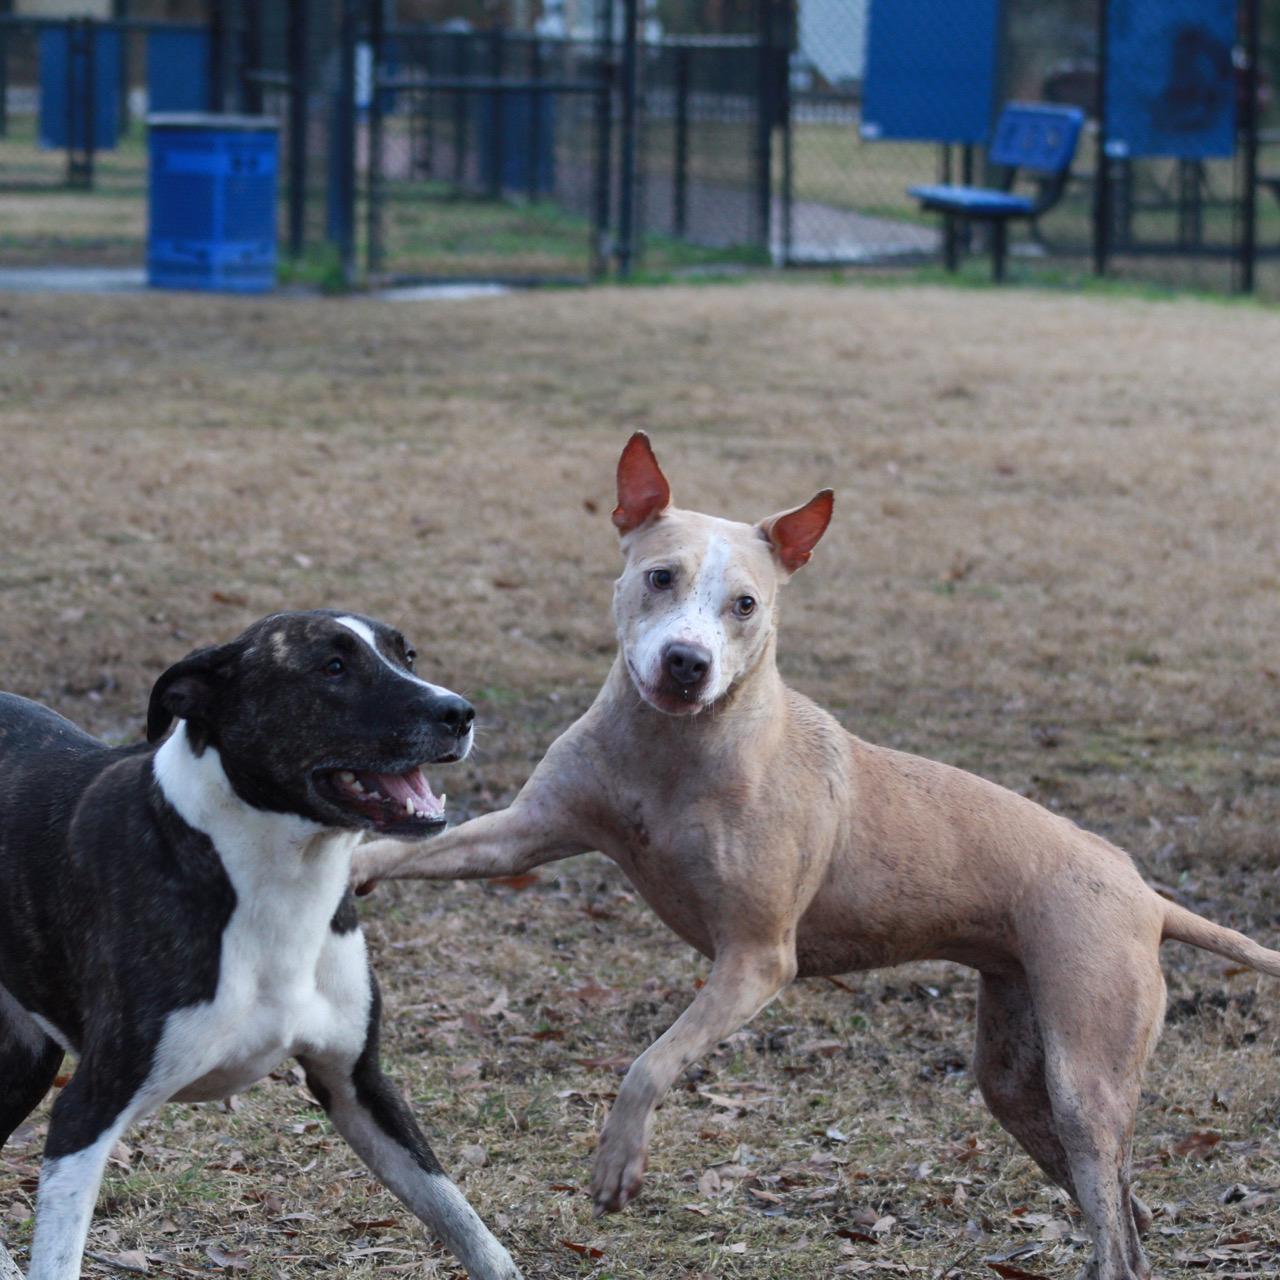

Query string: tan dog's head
610 432 833 716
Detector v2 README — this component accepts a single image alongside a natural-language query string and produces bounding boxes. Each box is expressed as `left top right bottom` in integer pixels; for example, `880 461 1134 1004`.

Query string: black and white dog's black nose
426 691 475 739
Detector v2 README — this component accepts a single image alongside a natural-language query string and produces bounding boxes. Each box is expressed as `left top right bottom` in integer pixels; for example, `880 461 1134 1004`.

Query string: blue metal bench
908 103 1085 281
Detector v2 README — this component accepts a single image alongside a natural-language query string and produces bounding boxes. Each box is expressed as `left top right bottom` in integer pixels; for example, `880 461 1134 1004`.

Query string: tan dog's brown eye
734 596 756 618
648 568 674 590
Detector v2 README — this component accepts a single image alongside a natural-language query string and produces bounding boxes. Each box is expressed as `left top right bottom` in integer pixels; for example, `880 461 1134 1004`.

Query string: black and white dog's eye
647 568 674 591
404 648 416 668
734 596 756 618
323 657 346 677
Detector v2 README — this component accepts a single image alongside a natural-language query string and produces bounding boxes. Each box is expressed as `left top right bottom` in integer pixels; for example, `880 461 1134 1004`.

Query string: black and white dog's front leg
299 983 520 1280
28 1052 165 1280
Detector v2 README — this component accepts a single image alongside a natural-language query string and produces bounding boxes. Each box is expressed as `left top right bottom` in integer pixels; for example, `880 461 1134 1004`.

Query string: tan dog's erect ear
612 431 672 535
758 489 835 574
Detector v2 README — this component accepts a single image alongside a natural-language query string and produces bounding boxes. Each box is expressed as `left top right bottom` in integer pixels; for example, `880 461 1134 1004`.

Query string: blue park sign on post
860 0 1001 144
147 29 212 115
39 22 121 151
1105 0 1237 158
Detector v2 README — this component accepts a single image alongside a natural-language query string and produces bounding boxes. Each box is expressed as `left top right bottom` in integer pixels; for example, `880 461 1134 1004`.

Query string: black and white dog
0 610 519 1280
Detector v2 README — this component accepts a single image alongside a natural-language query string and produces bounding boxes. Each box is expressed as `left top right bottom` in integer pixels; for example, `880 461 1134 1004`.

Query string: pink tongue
372 767 443 817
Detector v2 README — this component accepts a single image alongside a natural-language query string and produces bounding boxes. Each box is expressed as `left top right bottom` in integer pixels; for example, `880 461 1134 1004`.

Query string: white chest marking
150 727 371 1102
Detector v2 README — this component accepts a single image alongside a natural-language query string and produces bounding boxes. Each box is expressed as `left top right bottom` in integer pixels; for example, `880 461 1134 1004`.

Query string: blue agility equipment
1105 0 1236 160
860 0 1000 145
39 23 121 152
147 114 279 294
147 29 212 115
908 103 1085 281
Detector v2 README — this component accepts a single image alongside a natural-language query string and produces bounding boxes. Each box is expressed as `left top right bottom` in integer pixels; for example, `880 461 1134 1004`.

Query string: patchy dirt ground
0 282 1278 1278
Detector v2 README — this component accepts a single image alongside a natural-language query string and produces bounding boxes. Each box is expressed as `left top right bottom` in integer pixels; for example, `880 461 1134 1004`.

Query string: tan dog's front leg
353 796 589 891
591 941 797 1215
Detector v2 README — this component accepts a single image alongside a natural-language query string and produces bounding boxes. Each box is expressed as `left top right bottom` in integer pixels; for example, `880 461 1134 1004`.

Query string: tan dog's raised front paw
589 1126 648 1215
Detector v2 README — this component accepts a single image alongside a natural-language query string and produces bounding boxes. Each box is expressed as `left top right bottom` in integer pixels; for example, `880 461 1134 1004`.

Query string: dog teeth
405 797 415 816
339 770 355 783
351 780 364 793
440 792 447 808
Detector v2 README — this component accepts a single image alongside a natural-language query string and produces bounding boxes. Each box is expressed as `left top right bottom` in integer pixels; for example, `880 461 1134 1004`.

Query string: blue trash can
147 114 279 293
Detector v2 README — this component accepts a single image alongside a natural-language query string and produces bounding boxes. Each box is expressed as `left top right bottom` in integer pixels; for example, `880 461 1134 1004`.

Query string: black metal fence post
209 0 226 112
752 0 777 254
591 0 615 279
241 0 263 115
82 18 95 188
528 36 544 202
286 0 308 258
0 24 7 139
111 0 129 134
328 0 358 282
1091 0 1110 277
615 0 638 276
778 0 795 267
367 0 386 276
487 29 506 199
673 43 689 239
1236 0 1260 294
66 18 96 189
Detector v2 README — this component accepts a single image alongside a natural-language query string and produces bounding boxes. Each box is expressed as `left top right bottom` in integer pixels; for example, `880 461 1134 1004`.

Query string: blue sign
860 0 1000 144
148 29 212 114
1106 0 1237 158
39 25 121 151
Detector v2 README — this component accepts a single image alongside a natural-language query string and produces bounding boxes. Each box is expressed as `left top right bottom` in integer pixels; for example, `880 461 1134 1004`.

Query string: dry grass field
0 281 1278 1278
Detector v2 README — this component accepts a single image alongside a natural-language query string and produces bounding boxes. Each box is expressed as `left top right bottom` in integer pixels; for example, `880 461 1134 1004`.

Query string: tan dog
356 433 1280 1280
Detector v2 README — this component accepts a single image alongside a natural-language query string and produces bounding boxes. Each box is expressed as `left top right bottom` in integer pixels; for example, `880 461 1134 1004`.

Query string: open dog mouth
314 764 447 834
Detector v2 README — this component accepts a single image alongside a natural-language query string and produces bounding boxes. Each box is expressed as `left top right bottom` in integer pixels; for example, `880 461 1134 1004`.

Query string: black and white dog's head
147 610 472 838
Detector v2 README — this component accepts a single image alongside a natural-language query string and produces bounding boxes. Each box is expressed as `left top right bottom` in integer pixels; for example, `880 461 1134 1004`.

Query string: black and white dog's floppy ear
147 641 242 745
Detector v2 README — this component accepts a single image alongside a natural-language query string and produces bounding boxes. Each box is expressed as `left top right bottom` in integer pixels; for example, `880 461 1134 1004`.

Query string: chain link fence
4 0 1280 299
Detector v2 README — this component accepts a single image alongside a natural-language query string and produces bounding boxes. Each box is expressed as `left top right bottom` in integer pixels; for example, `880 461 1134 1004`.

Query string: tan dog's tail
1162 901 1280 977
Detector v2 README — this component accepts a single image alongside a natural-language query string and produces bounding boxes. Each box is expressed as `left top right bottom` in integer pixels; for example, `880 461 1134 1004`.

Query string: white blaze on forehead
334 615 451 697
628 533 733 694
692 534 733 620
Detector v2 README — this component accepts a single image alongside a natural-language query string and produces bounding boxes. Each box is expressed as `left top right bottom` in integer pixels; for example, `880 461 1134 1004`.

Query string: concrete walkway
0 267 147 293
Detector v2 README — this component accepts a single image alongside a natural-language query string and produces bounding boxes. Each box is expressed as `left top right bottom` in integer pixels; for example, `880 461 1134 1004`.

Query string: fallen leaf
488 873 540 890
1171 1131 1221 1160
558 1239 604 1259
205 1246 252 1270
835 1228 876 1244
573 1053 632 1074
87 1252 149 1275
566 979 619 1005
798 1039 845 1057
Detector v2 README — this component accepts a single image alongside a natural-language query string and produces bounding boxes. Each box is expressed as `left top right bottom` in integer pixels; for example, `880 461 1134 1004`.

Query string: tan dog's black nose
664 642 711 688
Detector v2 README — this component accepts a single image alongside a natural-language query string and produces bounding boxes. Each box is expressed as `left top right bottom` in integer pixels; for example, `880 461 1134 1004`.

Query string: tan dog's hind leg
975 974 1152 1250
590 941 797 1215
1027 941 1165 1280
